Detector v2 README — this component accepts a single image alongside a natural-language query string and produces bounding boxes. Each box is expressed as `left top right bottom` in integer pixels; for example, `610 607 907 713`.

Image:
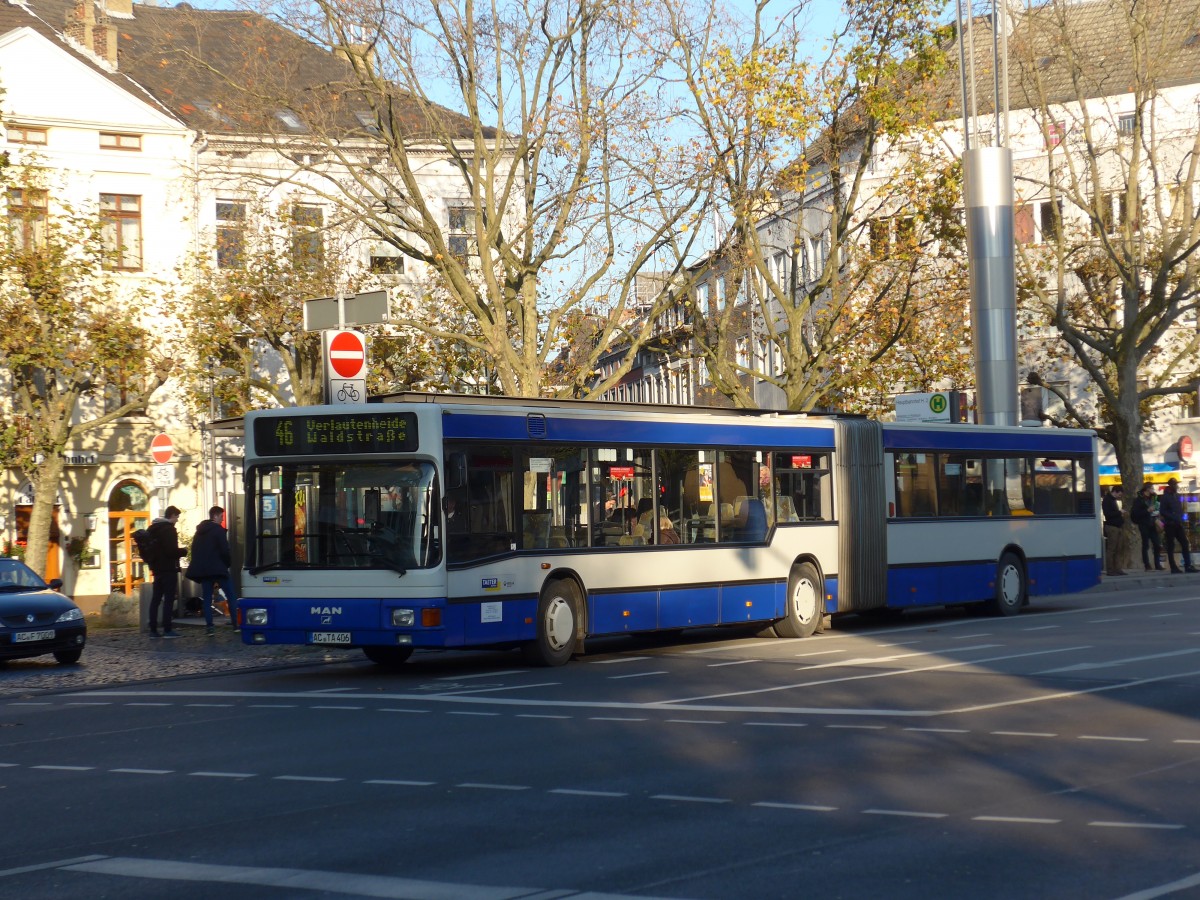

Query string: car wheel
54 648 83 665
363 646 414 667
988 551 1026 617
522 579 579 666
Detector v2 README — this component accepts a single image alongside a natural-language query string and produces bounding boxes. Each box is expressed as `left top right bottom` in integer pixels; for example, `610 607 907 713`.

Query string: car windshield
0 558 48 591
248 460 440 572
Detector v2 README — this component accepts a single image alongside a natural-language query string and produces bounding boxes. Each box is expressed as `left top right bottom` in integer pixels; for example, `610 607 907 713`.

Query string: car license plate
310 632 351 645
14 630 55 643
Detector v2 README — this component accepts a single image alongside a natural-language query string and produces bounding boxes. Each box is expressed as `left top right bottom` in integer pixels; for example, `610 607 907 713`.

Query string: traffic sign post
323 329 368 405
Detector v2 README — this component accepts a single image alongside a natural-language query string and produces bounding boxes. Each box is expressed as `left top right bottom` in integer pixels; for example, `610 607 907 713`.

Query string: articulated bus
238 394 1101 666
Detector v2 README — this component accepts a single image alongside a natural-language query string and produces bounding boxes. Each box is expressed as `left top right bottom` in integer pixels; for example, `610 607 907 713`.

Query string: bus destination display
254 412 418 455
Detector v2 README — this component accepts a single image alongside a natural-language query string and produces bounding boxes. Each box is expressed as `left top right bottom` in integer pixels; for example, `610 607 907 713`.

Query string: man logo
310 606 343 616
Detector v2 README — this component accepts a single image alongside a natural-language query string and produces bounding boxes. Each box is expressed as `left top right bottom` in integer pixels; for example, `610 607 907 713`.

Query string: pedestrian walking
1101 485 1128 576
185 506 237 634
1159 478 1197 574
147 505 187 637
1130 483 1163 571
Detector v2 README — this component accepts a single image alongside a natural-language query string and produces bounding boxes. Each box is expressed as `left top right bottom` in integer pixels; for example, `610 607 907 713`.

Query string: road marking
1036 648 1200 675
517 714 571 719
589 657 652 664
609 671 669 680
951 633 992 640
1150 613 1183 619
312 705 363 711
590 716 646 722
379 708 430 714
435 682 562 696
248 704 296 709
1174 739 1200 744
651 794 730 804
683 640 778 655
364 779 436 786
64 702 111 706
1114 870 1200 900
754 801 837 812
863 808 947 819
33 765 92 771
190 771 255 778
448 711 500 717
439 670 526 680
992 731 1057 738
549 788 627 797
187 703 235 708
827 724 885 730
793 649 847 658
0 855 107 878
457 783 530 791
1079 735 1148 743
1089 618 1121 623
667 719 724 725
745 721 807 727
943 666 1200 715
126 702 172 707
708 659 763 667
111 768 173 775
1023 625 1060 631
905 727 969 734
973 816 1059 824
275 775 344 783
1088 821 1184 830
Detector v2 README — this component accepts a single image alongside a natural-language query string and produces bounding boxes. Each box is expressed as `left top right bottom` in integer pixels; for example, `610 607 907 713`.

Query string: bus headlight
245 608 269 626
391 608 415 627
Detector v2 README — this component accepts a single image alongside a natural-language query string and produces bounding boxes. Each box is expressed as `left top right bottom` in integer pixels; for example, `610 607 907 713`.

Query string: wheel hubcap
544 596 574 651
999 565 1021 605
791 578 818 624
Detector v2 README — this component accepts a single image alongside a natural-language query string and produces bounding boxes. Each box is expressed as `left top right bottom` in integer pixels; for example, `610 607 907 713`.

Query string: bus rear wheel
522 579 579 667
988 551 1026 617
363 645 414 667
775 562 823 638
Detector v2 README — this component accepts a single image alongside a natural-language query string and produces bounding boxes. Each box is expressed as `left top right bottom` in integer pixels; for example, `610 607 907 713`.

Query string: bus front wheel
988 552 1026 617
363 646 414 667
522 579 579 667
775 562 824 638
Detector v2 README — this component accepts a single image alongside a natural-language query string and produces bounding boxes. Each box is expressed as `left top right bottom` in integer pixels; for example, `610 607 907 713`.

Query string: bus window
894 452 937 517
589 447 653 547
772 452 830 522
444 445 515 562
939 453 985 517
718 450 768 542
1034 457 1075 514
521 447 585 549
657 448 707 543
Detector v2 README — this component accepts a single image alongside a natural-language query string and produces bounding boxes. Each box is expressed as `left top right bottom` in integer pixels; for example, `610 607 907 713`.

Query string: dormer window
275 110 306 132
100 132 142 151
354 110 381 135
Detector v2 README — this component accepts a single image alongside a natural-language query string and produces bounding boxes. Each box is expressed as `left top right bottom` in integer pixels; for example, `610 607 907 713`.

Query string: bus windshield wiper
368 556 408 577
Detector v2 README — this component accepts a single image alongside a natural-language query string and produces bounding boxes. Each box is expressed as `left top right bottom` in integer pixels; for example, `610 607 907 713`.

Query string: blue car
0 558 87 665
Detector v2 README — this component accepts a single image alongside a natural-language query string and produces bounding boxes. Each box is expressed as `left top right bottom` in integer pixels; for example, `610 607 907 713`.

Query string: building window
1038 199 1062 243
290 203 324 270
8 125 47 145
369 249 404 274
100 193 142 270
7 188 48 251
100 132 142 151
215 200 246 269
1117 113 1137 135
447 201 475 261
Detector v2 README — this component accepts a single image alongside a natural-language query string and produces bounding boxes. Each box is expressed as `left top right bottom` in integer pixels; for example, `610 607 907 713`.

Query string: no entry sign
326 330 367 379
150 432 174 464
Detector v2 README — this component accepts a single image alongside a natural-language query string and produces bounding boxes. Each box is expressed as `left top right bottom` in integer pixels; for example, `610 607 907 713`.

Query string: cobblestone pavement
0 619 339 698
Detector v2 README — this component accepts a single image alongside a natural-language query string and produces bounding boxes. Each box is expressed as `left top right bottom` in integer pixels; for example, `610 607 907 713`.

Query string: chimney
64 0 95 50
106 0 134 14
93 12 118 67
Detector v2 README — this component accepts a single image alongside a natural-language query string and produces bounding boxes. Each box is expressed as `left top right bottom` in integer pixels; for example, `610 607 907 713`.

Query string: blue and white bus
237 394 1101 666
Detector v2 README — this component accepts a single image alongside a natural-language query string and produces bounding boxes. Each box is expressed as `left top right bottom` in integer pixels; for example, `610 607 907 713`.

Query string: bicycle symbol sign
330 379 366 405
337 383 361 402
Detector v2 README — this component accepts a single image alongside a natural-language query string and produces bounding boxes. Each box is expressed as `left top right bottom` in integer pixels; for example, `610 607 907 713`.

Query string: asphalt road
3 577 1200 899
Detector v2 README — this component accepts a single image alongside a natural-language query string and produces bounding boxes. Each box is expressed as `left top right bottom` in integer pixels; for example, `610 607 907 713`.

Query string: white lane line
0 855 107 879
1174 739 1200 745
590 716 646 722
905 728 970 734
517 714 572 720
609 671 669 680
874 642 922 648
1023 625 1061 631
308 688 355 693
0 763 18 768
684 641 779 655
364 779 436 786
1079 735 1149 743
434 682 561 697
438 670 526 680
32 765 92 771
1089 821 1184 830
950 633 992 640
754 801 837 812
827 724 885 730
651 794 731 804
992 731 1057 738
447 711 500 717
379 709 430 714
1089 618 1121 623
548 788 628 797
127 702 172 707
745 721 807 727
457 783 530 791
187 703 234 708
61 856 563 899
666 719 724 725
863 808 947 819
7 702 51 706
1150 613 1183 619
312 705 363 711
64 702 111 707
275 775 344 783
111 768 173 775
589 657 652 664
248 704 297 709
190 771 255 779
1114 870 1200 900
793 649 847 658
946 666 1200 715
973 816 1060 824
1037 647 1200 675
709 659 763 668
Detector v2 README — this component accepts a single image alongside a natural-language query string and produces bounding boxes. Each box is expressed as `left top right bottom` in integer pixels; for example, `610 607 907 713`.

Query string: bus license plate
15 630 55 643
311 632 351 645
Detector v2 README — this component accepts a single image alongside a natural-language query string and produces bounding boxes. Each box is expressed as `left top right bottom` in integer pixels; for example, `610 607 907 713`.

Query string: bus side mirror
446 452 467 490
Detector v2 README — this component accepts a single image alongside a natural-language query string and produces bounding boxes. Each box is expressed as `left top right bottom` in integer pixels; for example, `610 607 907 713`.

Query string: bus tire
775 562 823 639
988 552 1026 617
522 579 579 667
363 646 414 667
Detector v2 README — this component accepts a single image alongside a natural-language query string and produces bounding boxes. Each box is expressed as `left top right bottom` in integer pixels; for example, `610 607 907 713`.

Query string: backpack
131 527 158 564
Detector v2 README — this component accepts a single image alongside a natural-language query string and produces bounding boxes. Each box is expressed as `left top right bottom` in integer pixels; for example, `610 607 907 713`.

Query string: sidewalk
1091 565 1200 593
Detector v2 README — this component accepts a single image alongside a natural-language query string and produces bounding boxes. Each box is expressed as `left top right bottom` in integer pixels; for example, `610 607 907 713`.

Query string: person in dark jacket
185 506 236 634
1101 485 1127 576
1159 479 1197 574
147 505 187 637
1130 483 1163 571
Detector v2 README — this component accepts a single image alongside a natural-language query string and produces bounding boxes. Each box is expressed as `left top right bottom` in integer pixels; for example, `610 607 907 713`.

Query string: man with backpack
146 505 187 637
185 506 236 635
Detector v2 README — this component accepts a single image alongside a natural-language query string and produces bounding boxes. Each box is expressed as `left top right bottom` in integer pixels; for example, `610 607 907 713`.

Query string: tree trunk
23 453 66 580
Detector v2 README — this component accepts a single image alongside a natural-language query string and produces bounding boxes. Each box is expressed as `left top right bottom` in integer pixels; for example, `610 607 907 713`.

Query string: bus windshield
248 461 440 573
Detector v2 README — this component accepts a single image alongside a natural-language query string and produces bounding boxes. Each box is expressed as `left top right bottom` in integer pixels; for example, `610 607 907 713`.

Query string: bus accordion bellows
237 394 1102 666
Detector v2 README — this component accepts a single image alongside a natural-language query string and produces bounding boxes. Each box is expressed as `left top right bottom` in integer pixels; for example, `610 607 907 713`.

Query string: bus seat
733 499 768 542
776 496 799 522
